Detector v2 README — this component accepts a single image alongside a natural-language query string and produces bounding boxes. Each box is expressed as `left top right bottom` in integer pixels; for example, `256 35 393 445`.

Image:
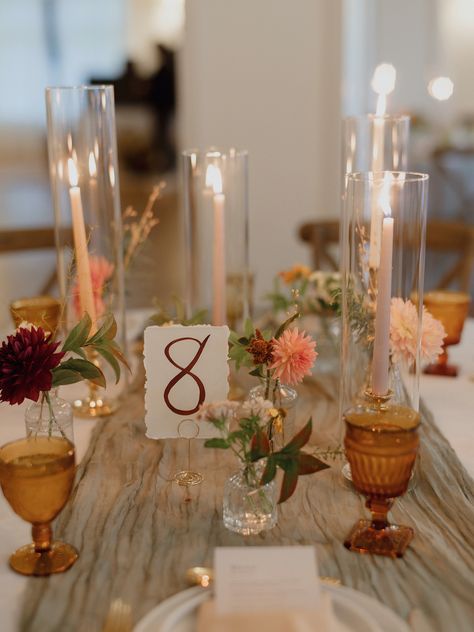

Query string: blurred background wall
0 0 473 329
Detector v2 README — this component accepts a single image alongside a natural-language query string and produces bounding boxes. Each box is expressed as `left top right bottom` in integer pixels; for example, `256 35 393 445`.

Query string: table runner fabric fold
19 377 474 632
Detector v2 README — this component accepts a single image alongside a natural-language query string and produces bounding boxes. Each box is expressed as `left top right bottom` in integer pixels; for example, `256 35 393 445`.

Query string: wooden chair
299 220 339 270
432 147 474 223
0 226 72 295
298 218 474 293
425 219 474 293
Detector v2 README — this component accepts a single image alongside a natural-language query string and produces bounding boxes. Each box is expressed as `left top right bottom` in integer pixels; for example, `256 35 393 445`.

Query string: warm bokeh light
428 76 454 101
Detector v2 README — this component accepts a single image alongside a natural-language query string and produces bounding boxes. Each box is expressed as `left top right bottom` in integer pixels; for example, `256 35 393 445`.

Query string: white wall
438 0 474 117
0 0 126 125
179 0 343 303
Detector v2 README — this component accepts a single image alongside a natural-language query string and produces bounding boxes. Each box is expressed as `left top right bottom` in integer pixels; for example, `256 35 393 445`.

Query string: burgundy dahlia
0 327 65 405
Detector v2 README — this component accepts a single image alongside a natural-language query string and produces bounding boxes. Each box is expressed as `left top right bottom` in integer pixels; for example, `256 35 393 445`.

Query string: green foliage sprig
205 415 329 503
51 313 129 389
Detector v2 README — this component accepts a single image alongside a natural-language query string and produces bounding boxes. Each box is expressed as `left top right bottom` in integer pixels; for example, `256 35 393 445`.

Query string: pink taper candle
67 158 97 330
371 216 394 396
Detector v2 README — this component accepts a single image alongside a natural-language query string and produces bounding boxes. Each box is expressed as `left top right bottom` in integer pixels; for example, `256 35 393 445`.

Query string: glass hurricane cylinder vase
182 148 250 329
25 391 74 443
343 115 410 175
223 461 277 535
340 172 429 429
45 86 127 417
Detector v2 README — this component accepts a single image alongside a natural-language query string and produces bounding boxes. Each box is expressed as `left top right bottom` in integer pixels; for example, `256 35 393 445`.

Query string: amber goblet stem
366 496 393 530
437 344 449 369
32 522 52 553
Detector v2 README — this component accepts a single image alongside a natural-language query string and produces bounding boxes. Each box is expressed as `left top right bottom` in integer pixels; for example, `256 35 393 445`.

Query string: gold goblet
0 436 78 576
423 290 470 377
10 296 62 337
343 404 420 558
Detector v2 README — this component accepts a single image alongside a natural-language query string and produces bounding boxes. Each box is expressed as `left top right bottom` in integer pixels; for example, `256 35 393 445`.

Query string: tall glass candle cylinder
182 149 249 328
340 172 428 418
343 115 410 175
45 86 126 417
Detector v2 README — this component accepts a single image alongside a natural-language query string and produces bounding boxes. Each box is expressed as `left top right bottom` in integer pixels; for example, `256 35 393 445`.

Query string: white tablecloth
0 316 472 632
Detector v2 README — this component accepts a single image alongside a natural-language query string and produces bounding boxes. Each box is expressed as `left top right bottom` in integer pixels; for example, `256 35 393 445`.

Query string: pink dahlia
269 328 317 385
0 327 65 405
72 255 115 319
420 307 446 363
390 298 446 365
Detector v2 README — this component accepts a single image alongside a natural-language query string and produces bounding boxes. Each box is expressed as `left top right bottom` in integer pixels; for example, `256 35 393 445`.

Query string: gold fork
103 598 132 632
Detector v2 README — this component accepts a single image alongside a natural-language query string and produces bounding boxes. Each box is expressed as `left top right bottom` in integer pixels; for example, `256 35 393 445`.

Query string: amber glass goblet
0 436 78 576
10 296 62 337
343 404 420 558
423 290 470 377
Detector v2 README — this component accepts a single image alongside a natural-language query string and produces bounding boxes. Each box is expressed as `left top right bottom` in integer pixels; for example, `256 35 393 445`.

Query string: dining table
0 313 473 632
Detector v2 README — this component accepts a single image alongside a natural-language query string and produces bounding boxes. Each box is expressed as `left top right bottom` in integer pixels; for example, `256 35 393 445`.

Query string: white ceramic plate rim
134 583 410 632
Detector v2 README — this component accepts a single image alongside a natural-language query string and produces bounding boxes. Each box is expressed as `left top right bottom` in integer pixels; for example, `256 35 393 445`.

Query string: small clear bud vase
340 172 429 438
223 460 278 535
249 380 297 450
25 390 74 442
45 86 127 417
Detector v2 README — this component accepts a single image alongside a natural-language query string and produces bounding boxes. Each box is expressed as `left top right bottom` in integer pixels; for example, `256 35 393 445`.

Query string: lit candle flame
206 164 223 194
67 158 79 187
371 63 396 116
379 173 393 217
88 152 97 178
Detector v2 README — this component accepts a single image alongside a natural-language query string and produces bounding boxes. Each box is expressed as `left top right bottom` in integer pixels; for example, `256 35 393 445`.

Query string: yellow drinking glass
423 290 470 377
10 296 62 337
0 436 78 576
343 404 420 558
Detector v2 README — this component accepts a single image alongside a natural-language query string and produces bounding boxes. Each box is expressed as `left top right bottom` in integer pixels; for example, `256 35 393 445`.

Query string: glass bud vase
25 390 74 443
249 380 297 450
223 461 277 535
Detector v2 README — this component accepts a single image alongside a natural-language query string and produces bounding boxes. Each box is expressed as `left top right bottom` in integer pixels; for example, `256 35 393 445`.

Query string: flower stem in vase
73 349 117 418
44 391 67 439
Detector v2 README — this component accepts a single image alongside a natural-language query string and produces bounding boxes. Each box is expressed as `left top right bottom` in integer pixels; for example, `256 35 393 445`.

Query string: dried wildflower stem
123 183 163 269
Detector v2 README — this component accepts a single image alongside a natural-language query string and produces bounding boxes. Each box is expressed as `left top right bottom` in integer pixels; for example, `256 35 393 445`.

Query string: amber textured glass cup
0 436 78 576
343 404 420 558
423 291 470 377
10 296 62 337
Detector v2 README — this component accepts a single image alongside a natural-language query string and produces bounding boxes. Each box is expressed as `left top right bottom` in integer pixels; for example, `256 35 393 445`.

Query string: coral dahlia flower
269 328 317 385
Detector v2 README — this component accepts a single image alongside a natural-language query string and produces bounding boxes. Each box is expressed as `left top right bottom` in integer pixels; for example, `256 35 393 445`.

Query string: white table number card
214 546 321 615
144 324 230 439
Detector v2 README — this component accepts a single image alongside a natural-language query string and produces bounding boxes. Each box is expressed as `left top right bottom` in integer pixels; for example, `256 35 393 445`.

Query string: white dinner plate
134 584 410 632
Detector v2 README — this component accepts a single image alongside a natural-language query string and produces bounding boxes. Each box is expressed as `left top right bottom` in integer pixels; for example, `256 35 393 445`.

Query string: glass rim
344 419 421 435
347 171 429 184
423 290 471 306
182 147 248 159
344 114 410 124
45 85 114 94
0 436 75 467
344 409 421 434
